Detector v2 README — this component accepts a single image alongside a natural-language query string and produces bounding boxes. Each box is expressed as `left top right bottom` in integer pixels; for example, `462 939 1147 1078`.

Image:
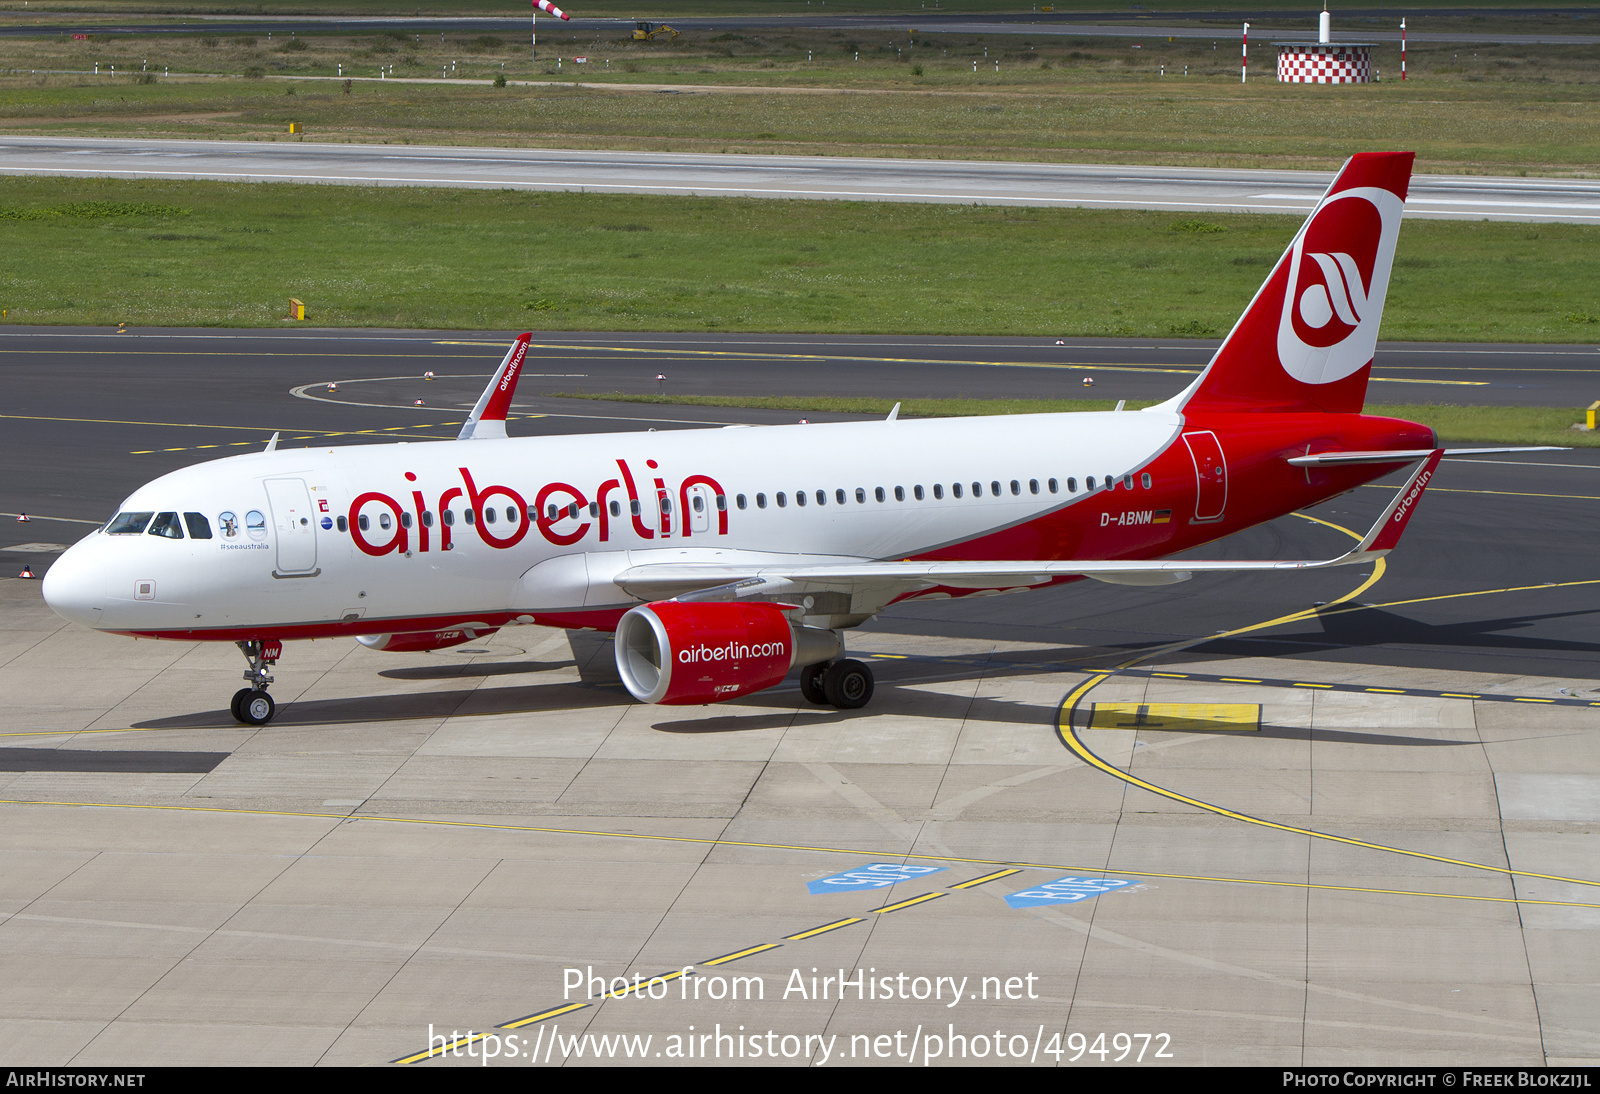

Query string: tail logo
1277 186 1403 387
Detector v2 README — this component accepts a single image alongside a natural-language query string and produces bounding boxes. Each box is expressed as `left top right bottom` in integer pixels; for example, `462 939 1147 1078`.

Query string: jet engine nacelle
614 601 840 705
357 626 499 653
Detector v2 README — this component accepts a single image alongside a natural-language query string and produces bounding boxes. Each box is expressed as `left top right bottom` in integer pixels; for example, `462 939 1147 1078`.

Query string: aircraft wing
612 450 1443 604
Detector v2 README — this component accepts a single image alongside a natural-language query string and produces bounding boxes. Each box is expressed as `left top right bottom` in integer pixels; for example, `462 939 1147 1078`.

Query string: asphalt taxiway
0 328 1597 1065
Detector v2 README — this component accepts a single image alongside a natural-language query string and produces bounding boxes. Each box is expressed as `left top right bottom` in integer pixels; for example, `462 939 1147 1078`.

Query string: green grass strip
2 177 1599 341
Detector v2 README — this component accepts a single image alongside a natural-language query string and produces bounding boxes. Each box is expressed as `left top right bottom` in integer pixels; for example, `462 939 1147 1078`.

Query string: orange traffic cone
15 513 28 523
18 565 34 579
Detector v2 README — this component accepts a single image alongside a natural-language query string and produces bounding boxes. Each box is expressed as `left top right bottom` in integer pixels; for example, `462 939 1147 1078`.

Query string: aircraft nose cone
41 542 105 628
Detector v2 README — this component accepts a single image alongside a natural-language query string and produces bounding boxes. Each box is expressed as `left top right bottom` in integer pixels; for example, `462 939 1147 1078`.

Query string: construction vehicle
632 21 680 41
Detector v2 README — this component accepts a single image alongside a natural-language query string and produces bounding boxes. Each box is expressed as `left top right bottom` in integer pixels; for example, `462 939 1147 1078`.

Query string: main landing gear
231 638 281 726
800 658 875 710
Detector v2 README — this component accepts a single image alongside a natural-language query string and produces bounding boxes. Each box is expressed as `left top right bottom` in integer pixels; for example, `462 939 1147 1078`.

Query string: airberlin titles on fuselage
347 458 728 556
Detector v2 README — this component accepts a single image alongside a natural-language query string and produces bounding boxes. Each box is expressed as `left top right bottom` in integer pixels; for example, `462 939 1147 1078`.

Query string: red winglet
481 333 531 423
458 333 532 441
1359 448 1442 554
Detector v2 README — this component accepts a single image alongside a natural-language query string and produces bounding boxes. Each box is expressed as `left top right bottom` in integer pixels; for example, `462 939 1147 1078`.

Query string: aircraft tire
799 662 829 705
238 690 275 726
229 688 253 723
823 659 874 710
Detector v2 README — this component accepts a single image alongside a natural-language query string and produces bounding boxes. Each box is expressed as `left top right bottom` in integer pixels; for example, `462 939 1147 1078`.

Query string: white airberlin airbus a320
45 153 1499 724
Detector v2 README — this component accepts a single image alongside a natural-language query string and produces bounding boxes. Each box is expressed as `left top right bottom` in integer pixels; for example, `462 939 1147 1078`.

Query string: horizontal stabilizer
1289 446 1564 467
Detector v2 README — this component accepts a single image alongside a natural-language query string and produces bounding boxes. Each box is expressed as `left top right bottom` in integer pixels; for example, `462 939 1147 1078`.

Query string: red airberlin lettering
349 492 408 556
344 459 727 553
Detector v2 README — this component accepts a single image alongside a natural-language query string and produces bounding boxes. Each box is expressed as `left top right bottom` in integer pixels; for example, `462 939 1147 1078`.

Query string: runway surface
12 136 1600 222
6 137 1600 223
1 327 1597 1066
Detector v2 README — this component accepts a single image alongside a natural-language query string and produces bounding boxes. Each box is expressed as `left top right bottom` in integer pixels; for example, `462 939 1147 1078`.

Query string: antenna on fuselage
886 402 901 422
264 432 280 452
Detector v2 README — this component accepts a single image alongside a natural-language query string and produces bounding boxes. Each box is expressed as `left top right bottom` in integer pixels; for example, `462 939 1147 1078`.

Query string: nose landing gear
232 638 281 725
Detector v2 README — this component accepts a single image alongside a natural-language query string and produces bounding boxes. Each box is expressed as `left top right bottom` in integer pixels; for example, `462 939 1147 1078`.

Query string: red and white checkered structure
1276 43 1373 83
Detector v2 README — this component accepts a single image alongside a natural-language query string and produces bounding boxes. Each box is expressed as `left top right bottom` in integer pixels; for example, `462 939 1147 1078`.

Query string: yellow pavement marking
1088 702 1260 732
1 796 1593 910
433 341 1486 385
499 1002 591 1030
703 943 782 966
1057 682 1600 890
1363 483 1600 502
1052 510 1600 894
950 868 1023 890
784 917 865 940
874 892 945 913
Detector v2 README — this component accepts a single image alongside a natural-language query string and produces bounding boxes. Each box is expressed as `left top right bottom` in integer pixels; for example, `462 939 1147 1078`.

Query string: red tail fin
1179 152 1413 415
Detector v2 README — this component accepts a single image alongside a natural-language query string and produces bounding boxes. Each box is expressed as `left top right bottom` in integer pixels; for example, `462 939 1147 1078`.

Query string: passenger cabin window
894 486 905 501
953 483 963 499
148 512 184 539
756 493 767 509
107 512 154 535
776 493 788 508
835 489 846 505
795 491 807 507
401 512 414 529
933 484 944 500
611 500 623 517
855 488 866 504
736 495 748 510
1141 473 1153 489
875 487 886 503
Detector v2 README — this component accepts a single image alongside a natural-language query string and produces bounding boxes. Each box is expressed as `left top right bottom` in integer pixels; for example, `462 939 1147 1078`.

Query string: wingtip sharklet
1348 447 1443 558
458 332 532 441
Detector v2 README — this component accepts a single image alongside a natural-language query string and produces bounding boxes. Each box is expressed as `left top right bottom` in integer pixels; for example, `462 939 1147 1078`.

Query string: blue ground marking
807 863 948 894
1004 876 1137 909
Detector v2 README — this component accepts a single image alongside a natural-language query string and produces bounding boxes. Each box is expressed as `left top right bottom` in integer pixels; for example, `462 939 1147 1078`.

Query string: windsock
535 0 569 19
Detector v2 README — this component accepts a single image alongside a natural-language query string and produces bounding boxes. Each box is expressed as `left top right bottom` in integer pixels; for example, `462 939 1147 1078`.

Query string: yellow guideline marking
2 796 1595 909
950 868 1023 889
498 1002 591 1030
703 943 781 966
1088 703 1260 733
875 892 945 914
785 918 864 940
1058 676 1600 889
1052 508 1600 894
1362 483 1600 503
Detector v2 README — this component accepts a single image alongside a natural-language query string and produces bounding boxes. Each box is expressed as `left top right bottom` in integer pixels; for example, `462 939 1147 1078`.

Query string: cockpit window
147 512 184 539
106 512 154 535
184 513 213 540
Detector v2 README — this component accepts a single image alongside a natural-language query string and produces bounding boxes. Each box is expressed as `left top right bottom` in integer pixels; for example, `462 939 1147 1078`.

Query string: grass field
0 0 1585 14
2 25 1599 174
1 176 1596 340
549 394 1600 447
